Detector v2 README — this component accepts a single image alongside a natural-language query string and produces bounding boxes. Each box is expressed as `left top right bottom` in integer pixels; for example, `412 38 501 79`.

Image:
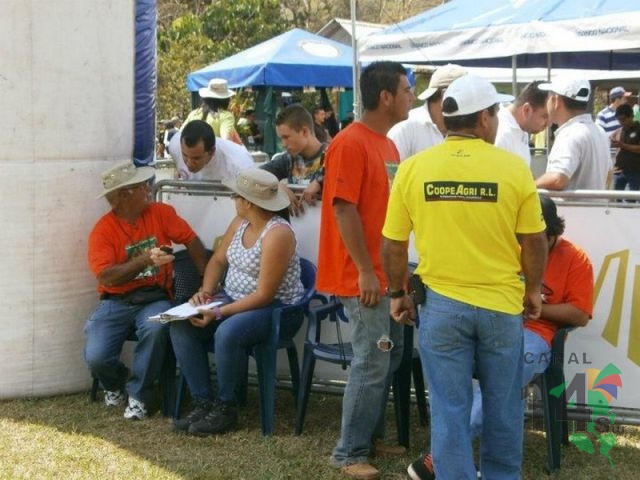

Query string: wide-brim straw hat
199 78 235 99
222 168 290 212
97 160 155 198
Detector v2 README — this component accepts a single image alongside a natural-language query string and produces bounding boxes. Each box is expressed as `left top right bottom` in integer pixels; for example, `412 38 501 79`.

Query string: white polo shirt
495 107 531 167
545 113 612 190
168 132 254 181
387 105 444 161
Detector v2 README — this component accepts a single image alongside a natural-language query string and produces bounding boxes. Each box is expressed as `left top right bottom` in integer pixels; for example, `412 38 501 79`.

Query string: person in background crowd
312 105 331 143
611 103 640 192
237 108 263 151
168 120 253 181
169 168 304 436
381 74 546 480
84 160 208 421
184 78 243 145
469 194 593 444
324 104 340 138
596 86 631 134
261 104 328 216
387 64 467 160
495 80 549 167
535 77 611 190
317 61 414 480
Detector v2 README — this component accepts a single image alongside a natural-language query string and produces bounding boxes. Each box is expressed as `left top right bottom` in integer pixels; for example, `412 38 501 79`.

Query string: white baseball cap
442 75 514 117
417 64 468 101
538 77 591 102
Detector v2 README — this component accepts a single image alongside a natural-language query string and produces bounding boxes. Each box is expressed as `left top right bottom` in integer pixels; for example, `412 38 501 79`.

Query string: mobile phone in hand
160 246 173 254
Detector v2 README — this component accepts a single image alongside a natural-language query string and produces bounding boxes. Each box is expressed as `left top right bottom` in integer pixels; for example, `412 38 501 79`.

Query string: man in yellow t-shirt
382 75 547 480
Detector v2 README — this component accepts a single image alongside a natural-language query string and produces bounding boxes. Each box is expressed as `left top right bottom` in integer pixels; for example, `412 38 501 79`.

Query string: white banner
166 189 640 410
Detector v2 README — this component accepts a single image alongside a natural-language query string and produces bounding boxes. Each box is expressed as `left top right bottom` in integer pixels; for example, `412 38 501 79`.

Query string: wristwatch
387 288 405 299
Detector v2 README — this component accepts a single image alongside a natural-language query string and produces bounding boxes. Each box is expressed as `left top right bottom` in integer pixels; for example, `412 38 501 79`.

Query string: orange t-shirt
316 122 400 296
88 202 197 295
525 238 594 345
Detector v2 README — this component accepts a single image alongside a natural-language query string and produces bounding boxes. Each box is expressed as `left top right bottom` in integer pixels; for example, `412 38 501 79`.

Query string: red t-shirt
316 122 400 296
88 202 197 295
525 238 594 345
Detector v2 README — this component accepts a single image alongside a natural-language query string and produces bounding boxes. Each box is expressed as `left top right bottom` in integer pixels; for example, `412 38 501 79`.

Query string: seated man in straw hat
84 160 208 420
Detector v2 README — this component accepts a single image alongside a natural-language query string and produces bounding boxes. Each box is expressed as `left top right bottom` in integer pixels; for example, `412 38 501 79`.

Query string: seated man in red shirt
469 194 593 437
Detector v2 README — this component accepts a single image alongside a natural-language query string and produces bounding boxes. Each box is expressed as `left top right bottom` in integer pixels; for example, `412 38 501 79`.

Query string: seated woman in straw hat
169 168 305 436
183 77 243 145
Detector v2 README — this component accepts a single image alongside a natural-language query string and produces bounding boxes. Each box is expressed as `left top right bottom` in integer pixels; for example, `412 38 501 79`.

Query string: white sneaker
104 390 126 407
123 397 147 420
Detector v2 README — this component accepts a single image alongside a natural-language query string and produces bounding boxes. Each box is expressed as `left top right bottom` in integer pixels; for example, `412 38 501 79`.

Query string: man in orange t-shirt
84 160 208 421
316 62 414 480
470 194 593 438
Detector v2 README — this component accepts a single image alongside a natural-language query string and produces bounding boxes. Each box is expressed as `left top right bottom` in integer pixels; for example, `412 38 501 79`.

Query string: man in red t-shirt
317 62 415 480
470 194 593 438
85 160 208 421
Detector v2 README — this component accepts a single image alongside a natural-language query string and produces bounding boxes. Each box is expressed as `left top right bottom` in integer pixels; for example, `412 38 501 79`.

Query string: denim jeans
470 329 550 438
330 296 404 466
83 298 171 405
170 296 298 404
614 171 640 192
419 288 524 480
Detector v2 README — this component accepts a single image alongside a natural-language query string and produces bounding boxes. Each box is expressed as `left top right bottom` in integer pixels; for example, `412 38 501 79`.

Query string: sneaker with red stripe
407 452 435 480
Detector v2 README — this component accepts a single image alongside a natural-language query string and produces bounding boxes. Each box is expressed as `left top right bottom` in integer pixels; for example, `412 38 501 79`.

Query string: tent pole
511 55 517 96
350 0 361 119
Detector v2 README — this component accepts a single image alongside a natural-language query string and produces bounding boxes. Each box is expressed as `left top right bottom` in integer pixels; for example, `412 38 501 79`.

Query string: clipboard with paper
148 300 224 324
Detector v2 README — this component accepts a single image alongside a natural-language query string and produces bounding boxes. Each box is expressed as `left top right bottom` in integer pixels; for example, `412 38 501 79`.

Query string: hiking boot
407 452 435 480
371 438 407 457
339 463 380 480
104 390 126 407
123 397 147 420
172 398 212 432
188 401 237 436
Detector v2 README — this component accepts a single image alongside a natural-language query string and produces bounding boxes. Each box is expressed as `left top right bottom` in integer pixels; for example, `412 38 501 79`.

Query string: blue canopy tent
187 28 358 157
359 0 640 92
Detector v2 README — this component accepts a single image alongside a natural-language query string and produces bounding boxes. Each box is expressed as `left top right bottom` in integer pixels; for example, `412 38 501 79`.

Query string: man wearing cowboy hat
84 160 208 420
387 64 468 160
183 77 243 145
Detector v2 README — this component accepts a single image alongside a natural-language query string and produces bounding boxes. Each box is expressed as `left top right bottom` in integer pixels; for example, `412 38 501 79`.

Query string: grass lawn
0 386 638 479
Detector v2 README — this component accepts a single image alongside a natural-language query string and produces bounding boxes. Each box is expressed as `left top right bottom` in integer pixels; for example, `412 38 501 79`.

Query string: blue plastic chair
294 296 413 446
173 257 317 436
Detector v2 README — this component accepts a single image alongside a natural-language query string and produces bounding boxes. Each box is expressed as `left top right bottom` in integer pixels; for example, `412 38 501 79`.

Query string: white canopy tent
359 0 640 91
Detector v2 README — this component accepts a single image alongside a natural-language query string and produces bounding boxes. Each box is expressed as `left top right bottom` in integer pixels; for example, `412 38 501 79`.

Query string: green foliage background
156 0 443 124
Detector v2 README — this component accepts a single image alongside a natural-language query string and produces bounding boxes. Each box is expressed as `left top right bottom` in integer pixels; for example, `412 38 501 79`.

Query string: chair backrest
172 249 212 304
298 257 317 307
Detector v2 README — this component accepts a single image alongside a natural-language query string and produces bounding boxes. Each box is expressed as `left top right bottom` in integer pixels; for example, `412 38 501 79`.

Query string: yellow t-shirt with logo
383 136 545 315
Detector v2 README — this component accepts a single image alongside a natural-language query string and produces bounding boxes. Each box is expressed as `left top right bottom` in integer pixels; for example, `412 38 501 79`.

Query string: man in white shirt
387 64 467 160
495 81 549 167
168 120 254 181
535 77 611 191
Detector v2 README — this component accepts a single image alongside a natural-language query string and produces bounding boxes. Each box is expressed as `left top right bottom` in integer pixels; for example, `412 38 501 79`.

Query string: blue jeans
83 298 171 404
170 296 298 404
331 296 404 466
470 329 550 438
419 288 524 480
614 171 640 192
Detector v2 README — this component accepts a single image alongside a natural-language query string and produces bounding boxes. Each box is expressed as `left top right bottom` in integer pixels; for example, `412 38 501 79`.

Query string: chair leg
393 325 414 448
412 354 429 426
543 369 563 473
236 351 249 407
286 346 300 404
255 343 277 436
90 376 99 402
295 346 316 436
174 373 187 419
161 341 177 417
